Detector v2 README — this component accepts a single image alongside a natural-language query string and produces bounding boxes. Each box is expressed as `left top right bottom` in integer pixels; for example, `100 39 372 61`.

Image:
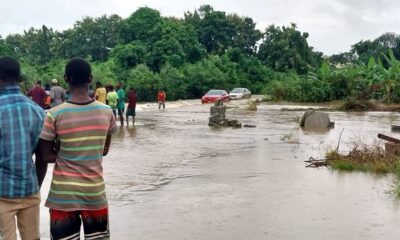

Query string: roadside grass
325 143 400 198
326 145 395 174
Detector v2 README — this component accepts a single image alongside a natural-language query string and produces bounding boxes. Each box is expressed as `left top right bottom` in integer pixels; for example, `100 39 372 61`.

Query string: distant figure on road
95 81 107 104
157 90 166 109
50 78 66 107
116 82 125 126
27 80 47 109
126 88 137 126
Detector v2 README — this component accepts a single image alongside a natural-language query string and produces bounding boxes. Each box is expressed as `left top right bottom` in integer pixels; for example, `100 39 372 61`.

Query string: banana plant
381 50 400 103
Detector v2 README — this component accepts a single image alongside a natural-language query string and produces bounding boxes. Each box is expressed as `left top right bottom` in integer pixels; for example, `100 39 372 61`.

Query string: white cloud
1 0 400 55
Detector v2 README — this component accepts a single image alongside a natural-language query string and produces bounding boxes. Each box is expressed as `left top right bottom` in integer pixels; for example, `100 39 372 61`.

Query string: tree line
1 5 399 103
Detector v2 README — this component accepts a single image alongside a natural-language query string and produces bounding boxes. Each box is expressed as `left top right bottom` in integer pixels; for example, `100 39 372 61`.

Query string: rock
243 124 257 128
246 100 257 111
255 98 263 103
222 120 242 128
301 110 334 130
300 110 314 127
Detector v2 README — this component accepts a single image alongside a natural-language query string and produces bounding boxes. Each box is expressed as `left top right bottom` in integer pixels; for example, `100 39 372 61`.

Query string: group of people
27 79 66 109
92 82 138 127
25 78 167 128
0 57 117 239
0 56 170 239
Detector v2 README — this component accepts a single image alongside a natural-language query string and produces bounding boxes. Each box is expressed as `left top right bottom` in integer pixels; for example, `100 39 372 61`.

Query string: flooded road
39 100 400 239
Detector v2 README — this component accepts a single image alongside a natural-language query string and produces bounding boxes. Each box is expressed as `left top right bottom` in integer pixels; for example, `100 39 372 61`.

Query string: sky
1 0 400 55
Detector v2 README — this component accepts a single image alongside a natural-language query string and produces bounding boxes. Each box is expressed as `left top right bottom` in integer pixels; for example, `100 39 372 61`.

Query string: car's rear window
207 90 224 95
231 88 244 93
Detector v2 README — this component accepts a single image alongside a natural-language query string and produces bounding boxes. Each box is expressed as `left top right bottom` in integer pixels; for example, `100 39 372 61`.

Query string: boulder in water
300 110 334 130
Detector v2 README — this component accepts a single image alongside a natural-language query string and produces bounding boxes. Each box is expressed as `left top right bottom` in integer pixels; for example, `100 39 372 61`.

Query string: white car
229 88 251 100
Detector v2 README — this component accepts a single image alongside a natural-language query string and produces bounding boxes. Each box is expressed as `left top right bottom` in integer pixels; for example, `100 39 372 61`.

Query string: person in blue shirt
0 57 48 240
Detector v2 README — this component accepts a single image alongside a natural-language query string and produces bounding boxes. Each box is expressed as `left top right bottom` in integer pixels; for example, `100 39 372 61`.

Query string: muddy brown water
38 100 400 239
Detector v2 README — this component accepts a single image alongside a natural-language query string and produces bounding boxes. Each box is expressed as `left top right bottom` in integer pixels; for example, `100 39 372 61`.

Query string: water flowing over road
39 100 400 239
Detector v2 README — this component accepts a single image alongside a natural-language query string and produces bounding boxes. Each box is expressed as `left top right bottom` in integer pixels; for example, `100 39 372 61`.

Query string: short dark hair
65 58 91 87
0 57 20 83
96 81 102 87
37 80 42 85
108 85 115 91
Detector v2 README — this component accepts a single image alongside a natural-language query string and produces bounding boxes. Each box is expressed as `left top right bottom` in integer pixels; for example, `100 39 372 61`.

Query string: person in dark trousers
0 57 47 240
126 88 137 126
157 90 166 109
27 80 47 109
37 58 117 240
116 82 125 126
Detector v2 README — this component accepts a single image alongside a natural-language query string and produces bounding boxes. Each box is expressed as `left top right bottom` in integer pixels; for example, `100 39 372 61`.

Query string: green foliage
57 15 121 62
185 5 262 55
111 42 147 68
125 64 160 101
263 74 333 102
119 7 162 44
3 5 400 104
92 61 118 85
258 23 322 74
0 36 15 57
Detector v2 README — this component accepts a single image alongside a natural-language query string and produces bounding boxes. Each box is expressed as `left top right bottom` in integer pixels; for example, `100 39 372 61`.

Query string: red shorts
50 208 109 240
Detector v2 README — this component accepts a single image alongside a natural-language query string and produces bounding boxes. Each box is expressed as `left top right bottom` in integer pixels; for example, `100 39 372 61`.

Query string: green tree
0 36 15 57
258 23 321 74
119 7 162 44
10 25 55 64
228 14 262 55
111 41 147 68
186 5 235 55
55 15 122 61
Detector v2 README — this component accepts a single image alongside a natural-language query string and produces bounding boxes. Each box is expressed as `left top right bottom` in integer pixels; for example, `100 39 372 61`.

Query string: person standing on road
0 57 47 240
27 80 47 109
116 82 125 126
126 88 137 126
107 85 118 117
157 89 166 110
37 58 117 240
95 81 107 104
50 79 66 107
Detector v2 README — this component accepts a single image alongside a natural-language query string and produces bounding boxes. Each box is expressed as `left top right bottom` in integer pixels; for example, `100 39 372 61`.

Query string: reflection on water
39 100 400 239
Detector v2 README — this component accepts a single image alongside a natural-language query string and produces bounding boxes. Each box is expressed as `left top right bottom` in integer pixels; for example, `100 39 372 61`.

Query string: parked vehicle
201 90 230 103
229 88 251 100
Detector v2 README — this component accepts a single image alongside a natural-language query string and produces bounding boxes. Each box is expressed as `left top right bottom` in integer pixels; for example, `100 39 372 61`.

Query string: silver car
229 88 251 100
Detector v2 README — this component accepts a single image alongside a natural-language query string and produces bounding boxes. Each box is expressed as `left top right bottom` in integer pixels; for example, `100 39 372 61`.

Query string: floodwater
38 100 400 239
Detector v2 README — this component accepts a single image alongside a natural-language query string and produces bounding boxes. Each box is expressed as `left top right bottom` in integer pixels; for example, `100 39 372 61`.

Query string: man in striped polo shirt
0 57 47 240
37 58 117 240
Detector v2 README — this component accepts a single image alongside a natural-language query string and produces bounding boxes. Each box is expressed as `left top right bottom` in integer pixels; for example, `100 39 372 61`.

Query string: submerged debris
305 157 328 168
